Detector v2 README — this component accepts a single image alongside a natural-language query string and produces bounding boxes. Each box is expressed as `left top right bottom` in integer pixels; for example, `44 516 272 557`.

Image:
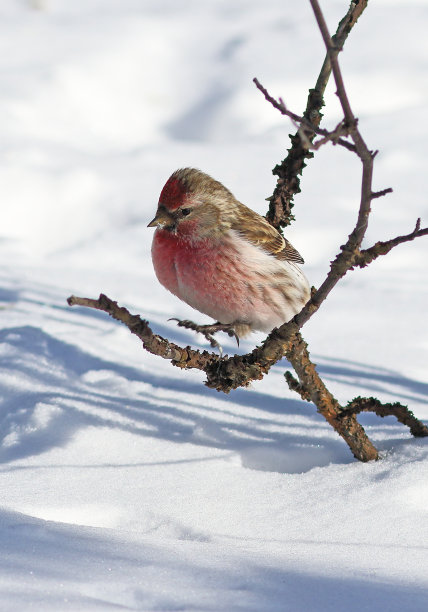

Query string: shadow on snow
0 507 427 612
0 324 426 473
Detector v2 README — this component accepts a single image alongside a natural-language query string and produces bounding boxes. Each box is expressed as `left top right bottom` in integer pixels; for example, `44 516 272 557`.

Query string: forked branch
356 218 428 267
67 0 428 461
253 78 356 152
264 0 369 228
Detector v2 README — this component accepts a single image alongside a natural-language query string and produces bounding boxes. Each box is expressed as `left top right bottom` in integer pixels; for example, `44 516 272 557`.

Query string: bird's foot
169 318 239 353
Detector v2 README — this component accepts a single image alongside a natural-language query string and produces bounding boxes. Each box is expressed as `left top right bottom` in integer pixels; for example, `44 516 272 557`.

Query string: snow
0 0 427 610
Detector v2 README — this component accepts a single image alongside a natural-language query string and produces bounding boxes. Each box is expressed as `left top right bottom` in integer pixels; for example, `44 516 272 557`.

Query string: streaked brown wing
231 203 305 264
277 238 305 264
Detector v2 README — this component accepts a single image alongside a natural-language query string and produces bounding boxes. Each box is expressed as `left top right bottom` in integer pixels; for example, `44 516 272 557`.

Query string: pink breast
151 229 247 322
151 229 182 295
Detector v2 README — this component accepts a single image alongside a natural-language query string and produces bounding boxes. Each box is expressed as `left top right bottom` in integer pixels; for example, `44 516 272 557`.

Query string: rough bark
265 0 368 229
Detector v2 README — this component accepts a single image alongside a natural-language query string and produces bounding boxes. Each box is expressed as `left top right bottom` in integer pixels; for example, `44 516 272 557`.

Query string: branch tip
371 187 393 200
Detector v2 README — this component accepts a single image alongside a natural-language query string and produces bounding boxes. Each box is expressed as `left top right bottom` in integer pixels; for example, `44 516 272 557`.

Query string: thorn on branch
284 371 312 401
371 187 393 200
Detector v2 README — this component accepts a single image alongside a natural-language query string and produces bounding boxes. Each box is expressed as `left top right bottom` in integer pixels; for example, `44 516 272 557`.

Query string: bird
148 168 310 349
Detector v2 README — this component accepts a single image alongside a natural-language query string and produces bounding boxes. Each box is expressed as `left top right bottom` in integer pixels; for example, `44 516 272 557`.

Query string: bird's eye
180 208 192 216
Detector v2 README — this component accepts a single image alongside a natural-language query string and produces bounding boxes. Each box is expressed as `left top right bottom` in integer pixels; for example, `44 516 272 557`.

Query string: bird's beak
147 207 174 228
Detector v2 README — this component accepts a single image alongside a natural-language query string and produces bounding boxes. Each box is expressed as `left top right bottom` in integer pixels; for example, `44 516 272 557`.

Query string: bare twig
371 187 393 199
311 119 351 150
265 0 369 228
252 79 304 125
67 294 219 371
355 218 428 267
253 78 355 152
343 397 428 438
288 0 387 329
284 371 312 401
310 0 373 253
313 1 367 96
310 0 355 123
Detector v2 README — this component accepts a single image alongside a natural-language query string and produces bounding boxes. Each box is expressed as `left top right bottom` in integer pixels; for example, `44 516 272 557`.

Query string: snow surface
0 0 427 610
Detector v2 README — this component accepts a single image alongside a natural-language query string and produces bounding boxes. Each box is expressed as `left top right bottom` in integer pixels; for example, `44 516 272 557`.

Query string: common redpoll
148 168 310 343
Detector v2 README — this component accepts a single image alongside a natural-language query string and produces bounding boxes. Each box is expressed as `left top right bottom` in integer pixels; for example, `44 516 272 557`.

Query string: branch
67 294 219 372
343 397 428 438
284 0 381 329
355 218 428 267
310 0 374 253
264 0 368 228
67 292 305 392
284 332 379 461
65 220 428 395
371 187 393 200
310 0 354 124
68 294 427 461
253 78 356 152
313 1 368 98
284 371 312 401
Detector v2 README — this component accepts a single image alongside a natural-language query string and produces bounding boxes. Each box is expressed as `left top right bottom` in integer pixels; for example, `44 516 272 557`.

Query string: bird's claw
168 318 239 353
225 328 240 346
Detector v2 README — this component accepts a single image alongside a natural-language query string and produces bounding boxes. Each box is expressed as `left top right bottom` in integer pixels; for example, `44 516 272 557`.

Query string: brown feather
231 201 305 264
172 169 305 264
